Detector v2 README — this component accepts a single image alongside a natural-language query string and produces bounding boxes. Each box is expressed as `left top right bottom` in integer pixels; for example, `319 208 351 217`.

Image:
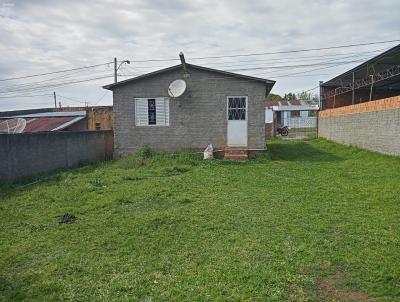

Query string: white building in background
265 100 319 129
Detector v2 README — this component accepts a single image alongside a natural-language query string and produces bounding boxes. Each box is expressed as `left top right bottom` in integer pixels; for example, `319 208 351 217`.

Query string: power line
0 54 372 94
0 62 113 82
130 39 400 62
130 47 388 70
0 68 110 93
225 59 366 72
0 74 113 96
93 91 108 105
58 94 87 104
0 93 52 99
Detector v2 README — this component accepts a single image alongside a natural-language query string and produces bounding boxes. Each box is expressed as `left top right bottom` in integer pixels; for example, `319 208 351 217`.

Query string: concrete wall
0 131 114 182
265 123 274 139
318 96 400 155
113 65 269 156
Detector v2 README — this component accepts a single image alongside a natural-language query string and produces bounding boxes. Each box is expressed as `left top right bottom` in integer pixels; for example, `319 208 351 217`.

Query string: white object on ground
203 144 214 160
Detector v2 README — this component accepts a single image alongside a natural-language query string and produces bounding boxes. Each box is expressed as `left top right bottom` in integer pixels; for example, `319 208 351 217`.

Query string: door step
224 147 248 160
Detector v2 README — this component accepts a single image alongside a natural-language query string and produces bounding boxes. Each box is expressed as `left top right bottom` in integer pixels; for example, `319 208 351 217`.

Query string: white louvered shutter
135 98 149 126
155 97 169 126
135 97 169 126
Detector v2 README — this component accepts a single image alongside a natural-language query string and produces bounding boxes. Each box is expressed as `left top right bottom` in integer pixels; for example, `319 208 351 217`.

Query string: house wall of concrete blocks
318 96 400 155
113 66 267 157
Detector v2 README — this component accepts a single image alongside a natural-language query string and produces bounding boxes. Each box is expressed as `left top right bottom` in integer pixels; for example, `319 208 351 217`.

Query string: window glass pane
148 99 156 125
239 97 246 108
238 109 246 120
228 97 246 109
228 97 246 120
228 108 246 120
228 98 234 109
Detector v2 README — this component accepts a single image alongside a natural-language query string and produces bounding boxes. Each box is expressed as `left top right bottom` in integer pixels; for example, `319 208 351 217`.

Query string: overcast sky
0 0 399 110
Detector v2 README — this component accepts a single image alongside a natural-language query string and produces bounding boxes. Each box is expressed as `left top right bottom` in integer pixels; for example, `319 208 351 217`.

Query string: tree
283 92 297 100
296 91 319 104
266 93 282 101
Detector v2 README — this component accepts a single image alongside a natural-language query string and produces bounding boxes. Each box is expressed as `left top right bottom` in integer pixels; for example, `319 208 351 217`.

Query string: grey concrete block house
104 58 275 159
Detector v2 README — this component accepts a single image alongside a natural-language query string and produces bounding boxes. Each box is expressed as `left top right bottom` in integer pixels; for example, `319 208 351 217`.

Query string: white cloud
0 0 399 110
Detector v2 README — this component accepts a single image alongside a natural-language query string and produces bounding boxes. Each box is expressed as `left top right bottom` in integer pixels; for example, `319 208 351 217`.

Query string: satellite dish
168 79 186 98
0 118 26 134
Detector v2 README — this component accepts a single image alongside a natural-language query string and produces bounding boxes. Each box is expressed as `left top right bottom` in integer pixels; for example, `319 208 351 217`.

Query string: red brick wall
319 96 400 117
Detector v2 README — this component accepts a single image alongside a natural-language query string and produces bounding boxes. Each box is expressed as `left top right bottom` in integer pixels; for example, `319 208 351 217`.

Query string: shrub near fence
0 131 114 182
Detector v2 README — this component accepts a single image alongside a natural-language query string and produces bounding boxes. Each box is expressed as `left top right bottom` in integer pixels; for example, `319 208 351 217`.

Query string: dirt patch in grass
319 271 377 301
59 213 77 224
123 175 144 181
162 165 190 176
332 229 345 239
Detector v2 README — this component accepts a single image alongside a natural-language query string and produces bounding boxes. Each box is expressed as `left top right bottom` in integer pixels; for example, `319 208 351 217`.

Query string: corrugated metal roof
0 116 87 133
265 99 319 111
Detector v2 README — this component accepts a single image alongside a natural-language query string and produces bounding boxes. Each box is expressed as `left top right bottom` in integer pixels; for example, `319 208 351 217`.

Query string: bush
137 146 157 159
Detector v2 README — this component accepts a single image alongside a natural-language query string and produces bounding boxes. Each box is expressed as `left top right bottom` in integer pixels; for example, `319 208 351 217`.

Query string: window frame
226 96 248 121
134 97 170 127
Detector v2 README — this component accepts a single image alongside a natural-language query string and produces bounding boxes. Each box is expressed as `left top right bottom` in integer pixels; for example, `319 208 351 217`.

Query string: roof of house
24 116 85 132
265 100 319 111
0 111 86 133
9 111 86 118
103 63 275 90
265 100 303 107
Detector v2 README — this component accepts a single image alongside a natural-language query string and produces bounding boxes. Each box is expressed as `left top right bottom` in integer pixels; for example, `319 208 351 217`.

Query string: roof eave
103 63 275 90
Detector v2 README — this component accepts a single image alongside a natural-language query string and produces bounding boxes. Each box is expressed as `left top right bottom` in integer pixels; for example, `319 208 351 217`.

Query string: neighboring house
0 106 113 132
58 106 113 131
104 61 275 159
265 99 319 126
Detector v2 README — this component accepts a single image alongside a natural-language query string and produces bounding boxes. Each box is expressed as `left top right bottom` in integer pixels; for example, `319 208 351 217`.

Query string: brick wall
318 96 400 155
113 66 268 156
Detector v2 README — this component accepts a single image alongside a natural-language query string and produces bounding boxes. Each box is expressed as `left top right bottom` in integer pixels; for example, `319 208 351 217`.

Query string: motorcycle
277 125 289 136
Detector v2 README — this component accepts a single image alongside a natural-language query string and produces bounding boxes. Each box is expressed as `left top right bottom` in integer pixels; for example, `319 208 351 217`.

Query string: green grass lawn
1 139 399 301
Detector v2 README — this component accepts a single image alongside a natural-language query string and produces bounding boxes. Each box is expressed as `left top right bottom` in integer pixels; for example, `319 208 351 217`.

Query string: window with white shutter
135 98 169 126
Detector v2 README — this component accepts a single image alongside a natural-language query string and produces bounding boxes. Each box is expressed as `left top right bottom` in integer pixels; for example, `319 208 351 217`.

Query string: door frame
226 96 248 147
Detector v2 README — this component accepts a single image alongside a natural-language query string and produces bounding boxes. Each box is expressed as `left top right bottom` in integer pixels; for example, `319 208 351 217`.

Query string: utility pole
369 75 374 102
53 91 57 108
114 57 131 83
114 57 117 83
318 81 323 110
351 72 355 105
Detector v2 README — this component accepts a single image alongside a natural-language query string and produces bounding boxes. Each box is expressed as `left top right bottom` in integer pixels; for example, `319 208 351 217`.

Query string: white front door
227 96 248 147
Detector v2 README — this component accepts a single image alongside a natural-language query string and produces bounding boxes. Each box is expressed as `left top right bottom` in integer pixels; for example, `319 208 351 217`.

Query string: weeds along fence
0 131 114 182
